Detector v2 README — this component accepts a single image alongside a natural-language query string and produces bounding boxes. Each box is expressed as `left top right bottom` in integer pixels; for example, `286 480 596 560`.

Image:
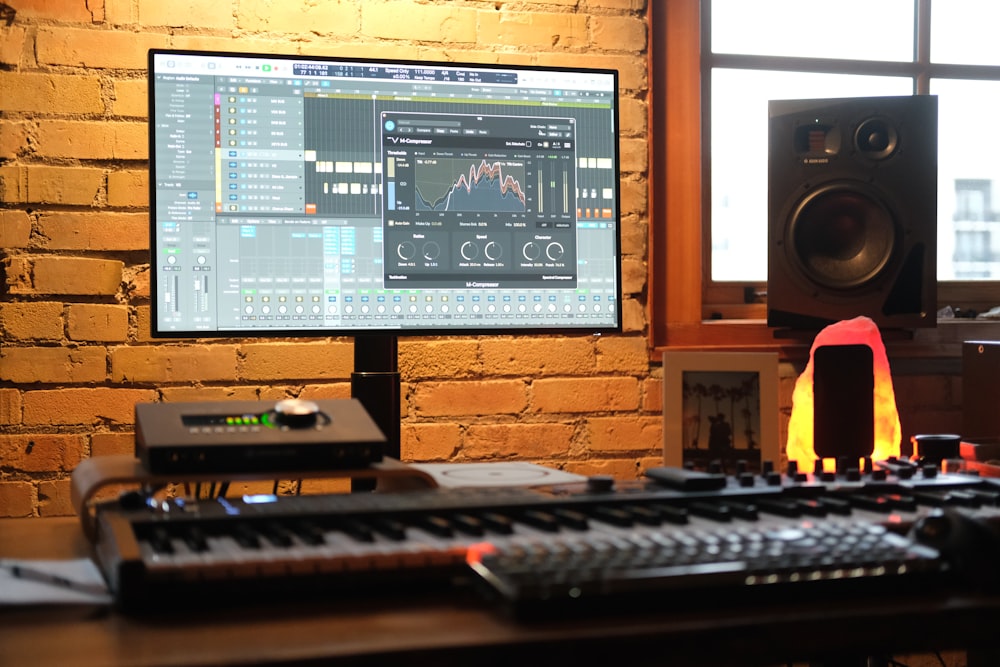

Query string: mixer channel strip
89 470 1000 611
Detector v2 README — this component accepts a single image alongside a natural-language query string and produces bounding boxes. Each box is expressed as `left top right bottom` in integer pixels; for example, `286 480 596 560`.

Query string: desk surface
3 517 1000 667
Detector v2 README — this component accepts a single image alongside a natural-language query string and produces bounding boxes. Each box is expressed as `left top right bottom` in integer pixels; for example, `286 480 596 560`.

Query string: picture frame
662 351 780 473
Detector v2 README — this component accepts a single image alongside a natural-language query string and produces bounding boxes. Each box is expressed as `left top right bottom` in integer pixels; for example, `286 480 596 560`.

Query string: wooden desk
3 517 1000 667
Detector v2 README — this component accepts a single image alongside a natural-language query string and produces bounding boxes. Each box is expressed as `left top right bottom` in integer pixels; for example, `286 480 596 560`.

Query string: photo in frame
662 351 780 474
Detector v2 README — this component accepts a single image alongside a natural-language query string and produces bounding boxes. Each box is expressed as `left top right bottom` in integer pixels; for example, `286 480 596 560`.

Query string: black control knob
273 399 321 429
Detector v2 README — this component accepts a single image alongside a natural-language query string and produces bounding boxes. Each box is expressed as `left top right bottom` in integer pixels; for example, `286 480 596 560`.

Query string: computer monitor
147 49 623 456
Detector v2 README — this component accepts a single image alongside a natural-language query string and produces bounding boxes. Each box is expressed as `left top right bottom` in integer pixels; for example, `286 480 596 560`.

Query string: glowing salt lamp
786 316 901 466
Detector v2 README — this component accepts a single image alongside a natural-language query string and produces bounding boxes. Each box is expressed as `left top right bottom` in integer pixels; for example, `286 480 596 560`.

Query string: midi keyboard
88 461 1000 613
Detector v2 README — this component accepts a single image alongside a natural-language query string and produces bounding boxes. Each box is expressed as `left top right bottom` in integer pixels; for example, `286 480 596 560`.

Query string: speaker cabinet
767 95 938 330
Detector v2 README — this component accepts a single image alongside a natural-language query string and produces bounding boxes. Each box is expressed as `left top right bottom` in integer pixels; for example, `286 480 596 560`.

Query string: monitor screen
148 49 622 337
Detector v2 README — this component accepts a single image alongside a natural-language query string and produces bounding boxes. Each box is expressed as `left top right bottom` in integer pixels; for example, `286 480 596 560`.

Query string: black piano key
478 512 514 535
756 498 802 518
369 517 407 540
410 515 453 538
518 510 561 532
339 518 375 543
232 523 261 549
449 514 485 536
818 496 852 515
553 508 589 531
654 504 690 525
688 501 731 522
794 499 828 517
148 527 174 554
628 504 664 526
181 525 209 552
720 500 758 520
590 506 633 528
260 522 294 547
290 520 326 546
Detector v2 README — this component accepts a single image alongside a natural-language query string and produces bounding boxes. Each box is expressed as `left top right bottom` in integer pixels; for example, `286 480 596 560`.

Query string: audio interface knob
273 399 321 429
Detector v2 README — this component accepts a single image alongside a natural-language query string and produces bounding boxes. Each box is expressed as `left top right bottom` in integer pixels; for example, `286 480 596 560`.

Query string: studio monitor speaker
767 95 938 330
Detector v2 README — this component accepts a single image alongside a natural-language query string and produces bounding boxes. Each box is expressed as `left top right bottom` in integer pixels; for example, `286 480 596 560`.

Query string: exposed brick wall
0 0 658 516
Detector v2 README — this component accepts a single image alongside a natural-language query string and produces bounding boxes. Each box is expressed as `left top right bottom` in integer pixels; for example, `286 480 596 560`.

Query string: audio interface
135 398 386 475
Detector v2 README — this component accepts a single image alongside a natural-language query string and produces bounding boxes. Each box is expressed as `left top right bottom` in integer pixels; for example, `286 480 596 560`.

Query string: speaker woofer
789 183 896 290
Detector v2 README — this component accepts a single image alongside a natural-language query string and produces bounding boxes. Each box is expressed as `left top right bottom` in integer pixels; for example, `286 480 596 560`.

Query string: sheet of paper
0 558 112 606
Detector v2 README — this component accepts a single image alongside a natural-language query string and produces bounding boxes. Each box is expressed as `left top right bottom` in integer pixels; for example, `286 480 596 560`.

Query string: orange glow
786 316 901 466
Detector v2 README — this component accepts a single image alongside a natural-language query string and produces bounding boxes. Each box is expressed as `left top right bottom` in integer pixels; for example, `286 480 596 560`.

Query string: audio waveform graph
415 158 527 213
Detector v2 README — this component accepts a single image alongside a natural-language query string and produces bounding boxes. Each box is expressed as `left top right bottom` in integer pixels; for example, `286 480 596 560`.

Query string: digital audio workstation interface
150 51 621 334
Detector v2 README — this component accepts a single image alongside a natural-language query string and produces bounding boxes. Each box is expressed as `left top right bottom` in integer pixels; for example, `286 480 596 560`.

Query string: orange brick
299 383 354 401
620 136 649 174
28 256 123 295
0 72 104 114
5 0 103 23
0 119 30 159
22 388 157 426
463 423 576 460
0 210 32 248
110 344 239 383
0 24 28 66
0 346 107 383
36 211 149 251
38 479 74 517
67 303 129 342
619 98 648 138
412 380 528 417
239 341 354 380
36 26 165 69
532 377 640 413
362 2 477 42
586 415 662 454
107 169 148 207
24 165 104 205
592 15 647 50
35 120 147 160
398 339 480 379
91 432 135 457
480 10 588 49
479 337 595 376
0 302 64 340
0 389 23 425
596 335 649 374
135 0 234 29
400 422 462 461
564 457 645 480
621 297 645 335
642 377 663 413
621 255 645 296
0 165 26 202
239 0 355 34
0 482 35 518
0 434 85 473
158 386 286 403
111 78 148 119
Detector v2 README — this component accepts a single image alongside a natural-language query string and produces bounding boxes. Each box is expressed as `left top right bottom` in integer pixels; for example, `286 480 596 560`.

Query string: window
650 0 1000 350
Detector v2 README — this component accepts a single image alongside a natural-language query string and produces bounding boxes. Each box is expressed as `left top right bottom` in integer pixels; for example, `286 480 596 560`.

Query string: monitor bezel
147 48 624 340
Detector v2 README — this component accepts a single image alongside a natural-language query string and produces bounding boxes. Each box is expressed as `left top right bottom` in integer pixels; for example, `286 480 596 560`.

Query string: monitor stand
351 334 401 491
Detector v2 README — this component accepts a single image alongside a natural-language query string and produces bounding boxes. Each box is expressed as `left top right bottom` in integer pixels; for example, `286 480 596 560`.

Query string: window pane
711 70 913 282
711 0 914 62
931 0 1000 66
930 78 1000 279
